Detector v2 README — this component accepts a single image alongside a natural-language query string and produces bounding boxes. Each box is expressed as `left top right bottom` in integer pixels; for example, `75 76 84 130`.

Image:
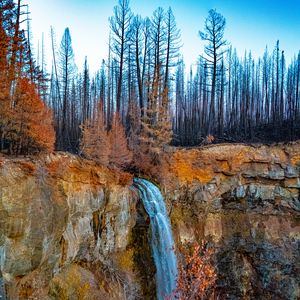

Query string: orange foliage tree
0 77 54 155
0 1 55 155
0 76 11 151
173 241 216 300
109 113 132 169
139 81 172 157
132 75 173 178
127 99 141 153
0 1 12 151
80 102 110 166
7 78 55 154
80 108 132 170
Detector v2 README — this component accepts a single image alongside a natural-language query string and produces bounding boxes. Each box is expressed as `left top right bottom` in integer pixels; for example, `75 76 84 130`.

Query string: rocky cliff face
0 143 300 300
0 153 142 300
165 143 300 300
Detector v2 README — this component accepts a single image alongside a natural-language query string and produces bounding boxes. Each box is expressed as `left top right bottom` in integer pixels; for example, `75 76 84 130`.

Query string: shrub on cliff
171 241 216 300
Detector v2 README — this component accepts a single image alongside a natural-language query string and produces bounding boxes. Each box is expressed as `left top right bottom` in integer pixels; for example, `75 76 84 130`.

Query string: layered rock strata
166 143 300 300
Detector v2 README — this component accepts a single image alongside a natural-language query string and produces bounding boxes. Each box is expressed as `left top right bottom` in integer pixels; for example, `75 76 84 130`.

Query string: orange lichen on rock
171 150 214 184
168 142 300 185
290 154 300 166
46 159 64 175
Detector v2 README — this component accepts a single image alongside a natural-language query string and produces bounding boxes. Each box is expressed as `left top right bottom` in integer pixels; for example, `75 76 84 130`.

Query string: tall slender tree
109 112 132 169
199 9 227 134
80 102 109 166
109 0 132 113
58 27 76 150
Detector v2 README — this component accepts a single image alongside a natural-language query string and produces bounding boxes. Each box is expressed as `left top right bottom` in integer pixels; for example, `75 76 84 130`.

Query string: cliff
0 153 141 299
165 143 300 299
0 143 300 299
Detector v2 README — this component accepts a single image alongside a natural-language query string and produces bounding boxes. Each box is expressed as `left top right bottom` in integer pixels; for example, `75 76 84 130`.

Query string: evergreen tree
80 102 109 166
7 78 55 154
0 1 55 154
199 9 227 135
109 112 132 169
140 69 172 158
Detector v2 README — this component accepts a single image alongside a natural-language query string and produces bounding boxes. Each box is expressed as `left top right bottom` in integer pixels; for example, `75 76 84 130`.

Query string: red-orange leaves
8 78 55 154
172 241 216 300
109 113 132 169
80 102 110 166
80 106 132 170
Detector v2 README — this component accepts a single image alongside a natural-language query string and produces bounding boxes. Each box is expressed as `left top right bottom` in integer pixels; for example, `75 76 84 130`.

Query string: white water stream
134 178 177 300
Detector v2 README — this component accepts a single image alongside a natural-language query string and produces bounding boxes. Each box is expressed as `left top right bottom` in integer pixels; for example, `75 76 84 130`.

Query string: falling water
134 178 177 300
0 277 6 300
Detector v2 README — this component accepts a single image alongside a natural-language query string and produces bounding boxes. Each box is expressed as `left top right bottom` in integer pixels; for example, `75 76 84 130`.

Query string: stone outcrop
165 143 300 300
0 153 140 299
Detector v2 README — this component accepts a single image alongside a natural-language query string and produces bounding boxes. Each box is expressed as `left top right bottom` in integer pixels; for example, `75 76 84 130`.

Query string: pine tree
58 27 76 150
199 9 227 135
0 0 17 151
80 102 109 166
109 0 132 113
0 1 55 155
9 78 55 154
109 113 132 169
127 99 141 151
140 73 172 158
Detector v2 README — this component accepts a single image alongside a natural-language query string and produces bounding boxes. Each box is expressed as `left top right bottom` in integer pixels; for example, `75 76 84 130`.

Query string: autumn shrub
46 160 61 175
132 141 172 183
172 241 216 300
131 142 153 173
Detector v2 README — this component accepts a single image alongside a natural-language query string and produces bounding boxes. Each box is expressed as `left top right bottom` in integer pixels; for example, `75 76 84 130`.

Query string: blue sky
25 0 300 73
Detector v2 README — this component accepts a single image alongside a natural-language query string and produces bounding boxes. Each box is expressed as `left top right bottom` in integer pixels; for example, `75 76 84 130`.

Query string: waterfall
134 178 177 300
0 277 6 300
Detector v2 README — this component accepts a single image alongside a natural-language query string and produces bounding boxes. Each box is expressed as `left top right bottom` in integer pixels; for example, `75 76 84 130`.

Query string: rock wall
1 142 300 300
165 143 300 300
0 153 140 300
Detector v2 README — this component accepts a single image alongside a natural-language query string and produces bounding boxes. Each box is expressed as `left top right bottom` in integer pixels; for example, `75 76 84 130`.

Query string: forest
1 0 300 160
